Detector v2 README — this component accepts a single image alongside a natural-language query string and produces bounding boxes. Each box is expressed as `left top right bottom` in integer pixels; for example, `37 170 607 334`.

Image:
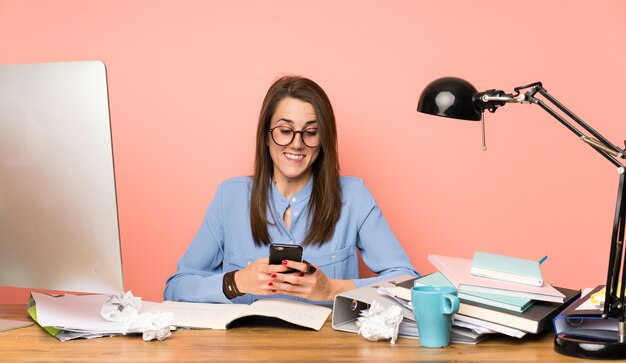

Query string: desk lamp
417 77 626 359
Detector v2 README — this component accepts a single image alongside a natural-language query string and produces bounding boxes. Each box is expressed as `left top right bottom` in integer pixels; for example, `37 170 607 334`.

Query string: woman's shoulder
340 176 374 198
216 176 253 193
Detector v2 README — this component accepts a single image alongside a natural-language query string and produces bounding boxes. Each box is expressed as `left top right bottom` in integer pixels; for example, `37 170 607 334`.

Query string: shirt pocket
223 251 254 271
305 245 356 279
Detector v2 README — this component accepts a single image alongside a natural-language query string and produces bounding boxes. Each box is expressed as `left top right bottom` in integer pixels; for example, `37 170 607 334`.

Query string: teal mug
411 285 460 348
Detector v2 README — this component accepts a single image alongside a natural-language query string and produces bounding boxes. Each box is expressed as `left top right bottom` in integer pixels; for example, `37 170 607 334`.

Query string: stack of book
393 253 580 340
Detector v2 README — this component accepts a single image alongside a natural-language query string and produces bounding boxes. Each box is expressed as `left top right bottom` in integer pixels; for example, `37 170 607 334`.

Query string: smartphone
269 243 303 273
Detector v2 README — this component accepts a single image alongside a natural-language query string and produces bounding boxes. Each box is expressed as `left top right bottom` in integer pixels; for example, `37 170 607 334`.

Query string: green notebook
401 272 534 313
471 251 544 287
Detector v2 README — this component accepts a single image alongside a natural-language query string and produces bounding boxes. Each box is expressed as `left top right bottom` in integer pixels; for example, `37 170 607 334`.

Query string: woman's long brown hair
250 76 341 247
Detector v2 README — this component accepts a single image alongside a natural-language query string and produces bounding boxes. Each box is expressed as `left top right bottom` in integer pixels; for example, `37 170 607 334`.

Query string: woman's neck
273 173 311 200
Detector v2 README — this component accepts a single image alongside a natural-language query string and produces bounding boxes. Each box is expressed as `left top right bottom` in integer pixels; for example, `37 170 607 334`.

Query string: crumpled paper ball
356 300 404 344
101 291 173 341
123 311 173 342
101 290 142 322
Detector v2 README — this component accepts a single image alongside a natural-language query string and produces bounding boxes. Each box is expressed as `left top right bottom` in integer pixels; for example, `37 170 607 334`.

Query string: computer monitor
0 61 124 329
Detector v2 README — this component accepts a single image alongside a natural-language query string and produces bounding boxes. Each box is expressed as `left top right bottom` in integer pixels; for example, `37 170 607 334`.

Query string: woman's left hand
268 260 355 301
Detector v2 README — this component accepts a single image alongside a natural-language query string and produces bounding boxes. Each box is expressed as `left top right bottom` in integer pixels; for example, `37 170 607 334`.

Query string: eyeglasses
268 126 320 148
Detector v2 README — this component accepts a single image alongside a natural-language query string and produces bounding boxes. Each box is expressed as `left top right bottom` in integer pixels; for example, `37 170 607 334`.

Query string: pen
539 255 548 265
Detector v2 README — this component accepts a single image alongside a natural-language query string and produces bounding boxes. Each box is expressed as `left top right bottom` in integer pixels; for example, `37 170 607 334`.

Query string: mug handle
442 294 460 315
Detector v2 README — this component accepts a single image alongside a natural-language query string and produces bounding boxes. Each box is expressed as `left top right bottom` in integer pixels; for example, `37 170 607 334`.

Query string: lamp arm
582 136 626 160
521 85 626 328
481 84 625 166
534 86 625 158
532 97 624 168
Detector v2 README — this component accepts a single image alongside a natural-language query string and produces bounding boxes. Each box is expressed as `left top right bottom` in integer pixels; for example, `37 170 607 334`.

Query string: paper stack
28 292 167 341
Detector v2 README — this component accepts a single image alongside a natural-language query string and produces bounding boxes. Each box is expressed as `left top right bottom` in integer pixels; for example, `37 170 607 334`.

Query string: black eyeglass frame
267 126 320 148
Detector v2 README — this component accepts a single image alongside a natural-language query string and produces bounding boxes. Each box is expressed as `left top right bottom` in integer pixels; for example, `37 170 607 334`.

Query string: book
428 254 565 303
152 298 331 331
457 286 580 334
395 273 533 313
471 251 543 286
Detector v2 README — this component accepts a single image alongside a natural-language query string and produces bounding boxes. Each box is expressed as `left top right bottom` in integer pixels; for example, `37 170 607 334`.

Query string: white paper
575 287 603 312
453 314 524 338
32 292 158 333
151 298 331 331
101 291 142 322
123 312 173 341
152 301 249 329
356 301 403 343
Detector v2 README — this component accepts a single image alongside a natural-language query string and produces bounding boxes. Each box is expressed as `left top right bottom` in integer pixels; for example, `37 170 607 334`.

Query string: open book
151 298 331 331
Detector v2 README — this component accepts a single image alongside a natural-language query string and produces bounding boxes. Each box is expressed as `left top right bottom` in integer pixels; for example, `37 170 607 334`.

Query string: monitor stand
0 318 33 332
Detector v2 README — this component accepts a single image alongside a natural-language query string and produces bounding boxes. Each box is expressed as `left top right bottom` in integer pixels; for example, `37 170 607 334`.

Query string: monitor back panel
0 61 124 294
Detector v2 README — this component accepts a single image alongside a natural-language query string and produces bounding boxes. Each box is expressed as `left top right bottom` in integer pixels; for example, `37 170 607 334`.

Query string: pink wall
1 0 625 304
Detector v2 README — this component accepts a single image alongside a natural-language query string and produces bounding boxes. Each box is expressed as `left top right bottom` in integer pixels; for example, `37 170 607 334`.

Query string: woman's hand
268 260 356 301
234 257 290 296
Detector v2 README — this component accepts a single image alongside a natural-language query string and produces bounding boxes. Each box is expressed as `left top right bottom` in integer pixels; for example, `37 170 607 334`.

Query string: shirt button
331 255 336 261
290 240 294 244
291 197 297 203
294 211 300 217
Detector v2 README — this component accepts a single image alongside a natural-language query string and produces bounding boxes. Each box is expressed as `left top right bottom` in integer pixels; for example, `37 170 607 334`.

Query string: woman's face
268 97 321 186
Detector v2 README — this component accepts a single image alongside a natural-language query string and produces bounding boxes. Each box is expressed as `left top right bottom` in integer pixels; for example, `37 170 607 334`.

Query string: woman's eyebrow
275 118 318 125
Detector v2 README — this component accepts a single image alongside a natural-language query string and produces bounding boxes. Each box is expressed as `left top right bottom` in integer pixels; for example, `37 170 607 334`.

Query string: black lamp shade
417 77 482 121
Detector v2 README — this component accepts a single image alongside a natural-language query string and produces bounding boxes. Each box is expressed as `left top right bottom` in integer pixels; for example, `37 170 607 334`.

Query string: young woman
164 76 418 303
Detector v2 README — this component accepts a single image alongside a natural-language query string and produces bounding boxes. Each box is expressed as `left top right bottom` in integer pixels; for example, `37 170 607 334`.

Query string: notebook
395 272 533 313
428 254 565 303
471 251 543 286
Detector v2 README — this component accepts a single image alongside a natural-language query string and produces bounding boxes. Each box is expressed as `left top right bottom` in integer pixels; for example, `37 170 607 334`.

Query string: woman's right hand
233 257 287 295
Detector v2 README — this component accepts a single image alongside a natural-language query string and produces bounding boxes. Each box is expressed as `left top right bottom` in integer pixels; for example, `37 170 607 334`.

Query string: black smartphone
269 243 303 273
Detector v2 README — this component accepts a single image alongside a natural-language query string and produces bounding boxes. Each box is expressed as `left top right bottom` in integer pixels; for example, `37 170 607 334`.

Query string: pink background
1 0 625 303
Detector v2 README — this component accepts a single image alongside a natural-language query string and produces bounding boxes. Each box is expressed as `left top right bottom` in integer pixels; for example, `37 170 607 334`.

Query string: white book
152 298 331 331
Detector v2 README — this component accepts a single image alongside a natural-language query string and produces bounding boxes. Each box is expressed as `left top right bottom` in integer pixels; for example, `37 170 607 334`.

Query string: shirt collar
270 176 313 208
